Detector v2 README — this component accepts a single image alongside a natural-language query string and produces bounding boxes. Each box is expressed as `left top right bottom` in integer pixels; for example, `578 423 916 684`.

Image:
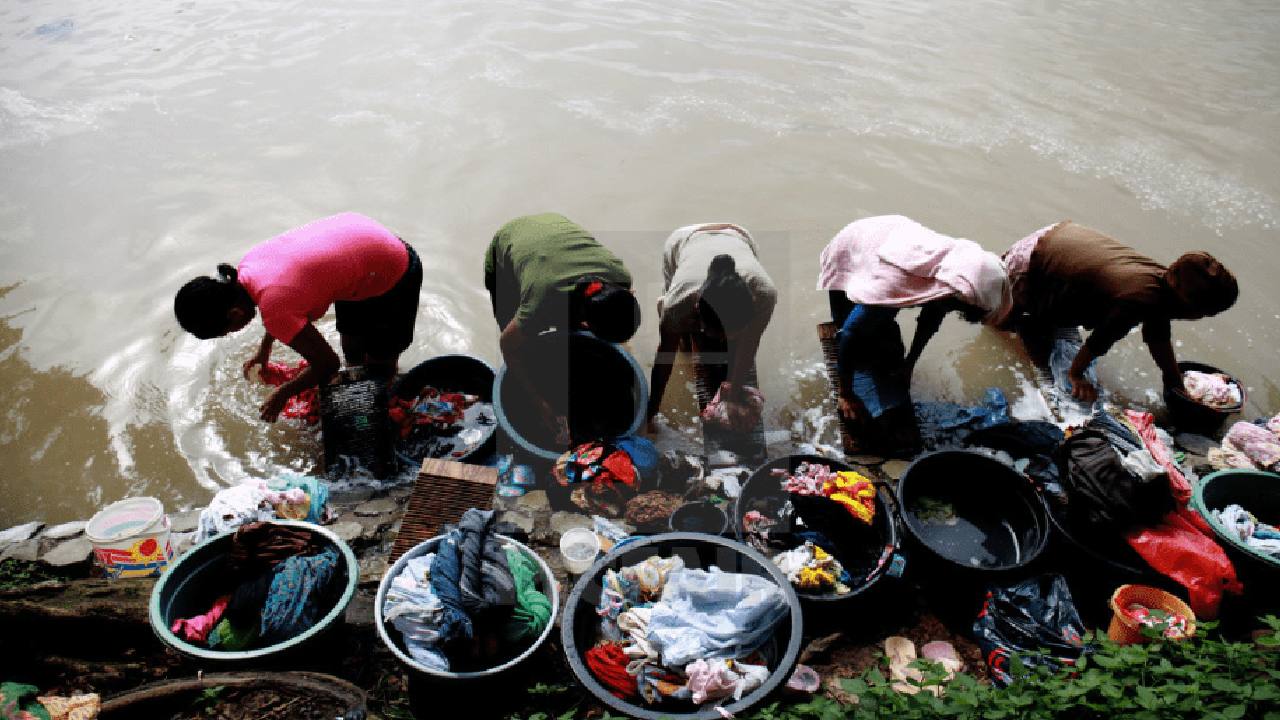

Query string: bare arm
1067 343 1099 402
646 324 681 423
259 324 341 422
904 300 950 370
1144 322 1182 391
243 332 275 379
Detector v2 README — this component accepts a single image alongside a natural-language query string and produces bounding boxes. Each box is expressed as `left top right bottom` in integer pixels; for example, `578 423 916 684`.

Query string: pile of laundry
1121 603 1191 639
196 476 329 542
389 386 493 461
1181 370 1242 409
554 437 658 516
771 462 877 525
736 462 886 596
250 360 320 424
381 509 551 672
1211 504 1280 557
587 555 788 709
170 523 342 651
1207 416 1280 473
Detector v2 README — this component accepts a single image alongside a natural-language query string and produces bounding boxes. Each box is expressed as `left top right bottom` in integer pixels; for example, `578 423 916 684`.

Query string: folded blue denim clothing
646 567 789 668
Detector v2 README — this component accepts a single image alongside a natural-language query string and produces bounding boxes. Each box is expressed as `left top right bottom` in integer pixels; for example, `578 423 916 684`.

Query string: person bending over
174 212 422 422
818 215 1010 453
646 223 776 432
483 213 639 431
1000 221 1238 402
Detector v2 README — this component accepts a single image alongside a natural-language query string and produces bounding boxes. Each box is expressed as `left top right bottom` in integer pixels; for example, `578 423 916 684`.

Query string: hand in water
243 350 271 381
837 397 858 422
1069 374 1098 403
259 387 289 422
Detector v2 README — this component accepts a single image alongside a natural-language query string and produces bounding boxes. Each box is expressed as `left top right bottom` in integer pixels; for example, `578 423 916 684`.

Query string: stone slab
168 510 201 534
329 521 363 543
42 537 93 567
0 521 43 545
42 521 87 540
354 498 399 517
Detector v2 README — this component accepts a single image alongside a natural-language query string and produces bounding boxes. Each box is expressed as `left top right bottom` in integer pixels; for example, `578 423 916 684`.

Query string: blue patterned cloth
259 547 339 641
430 531 473 644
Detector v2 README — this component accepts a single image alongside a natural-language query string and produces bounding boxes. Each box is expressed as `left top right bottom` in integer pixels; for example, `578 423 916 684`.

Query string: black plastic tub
1164 361 1244 433
669 501 730 535
99 672 366 720
390 354 498 465
897 450 1049 575
1043 498 1180 623
149 521 359 664
733 455 900 604
493 332 648 462
562 533 803 720
1193 469 1280 612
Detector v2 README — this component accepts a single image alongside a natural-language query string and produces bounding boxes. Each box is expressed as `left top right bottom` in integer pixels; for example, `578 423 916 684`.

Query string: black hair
578 279 641 343
173 264 247 339
696 254 754 337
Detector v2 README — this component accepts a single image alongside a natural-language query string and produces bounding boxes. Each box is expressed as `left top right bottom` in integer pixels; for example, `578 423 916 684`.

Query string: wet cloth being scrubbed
646 567 789 668
259 547 340 642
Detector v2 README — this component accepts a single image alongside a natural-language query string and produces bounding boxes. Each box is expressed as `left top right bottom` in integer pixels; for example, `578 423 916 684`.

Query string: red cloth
1123 410 1190 504
1121 410 1241 618
258 360 319 424
584 642 637 699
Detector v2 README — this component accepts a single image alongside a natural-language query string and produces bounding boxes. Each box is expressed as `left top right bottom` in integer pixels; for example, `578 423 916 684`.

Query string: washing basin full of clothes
561 533 804 720
149 520 358 662
374 531 559 680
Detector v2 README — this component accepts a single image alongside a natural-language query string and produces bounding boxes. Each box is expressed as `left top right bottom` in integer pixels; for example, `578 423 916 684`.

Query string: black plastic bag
973 574 1088 687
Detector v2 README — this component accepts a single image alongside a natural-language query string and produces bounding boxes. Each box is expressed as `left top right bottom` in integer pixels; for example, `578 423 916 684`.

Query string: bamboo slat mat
817 322 860 455
390 458 497 562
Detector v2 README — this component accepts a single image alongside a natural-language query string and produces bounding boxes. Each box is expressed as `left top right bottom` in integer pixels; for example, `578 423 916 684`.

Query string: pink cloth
1183 371 1241 409
817 215 1011 322
1124 410 1191 504
1225 421 1280 470
170 594 230 644
701 382 764 432
238 213 407 343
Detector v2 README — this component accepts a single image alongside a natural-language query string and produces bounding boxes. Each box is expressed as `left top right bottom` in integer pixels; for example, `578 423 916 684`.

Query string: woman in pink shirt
174 213 422 422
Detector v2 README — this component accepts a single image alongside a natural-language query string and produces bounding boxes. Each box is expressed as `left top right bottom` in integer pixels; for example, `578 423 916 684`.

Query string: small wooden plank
390 459 498 562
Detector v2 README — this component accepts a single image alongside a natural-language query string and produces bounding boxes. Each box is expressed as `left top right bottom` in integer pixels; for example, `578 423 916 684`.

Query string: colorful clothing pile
389 386 493 460
195 476 329 542
587 555 788 710
1123 604 1191 639
1182 371 1242 409
1212 504 1280 557
772 541 851 593
555 441 645 516
773 462 877 525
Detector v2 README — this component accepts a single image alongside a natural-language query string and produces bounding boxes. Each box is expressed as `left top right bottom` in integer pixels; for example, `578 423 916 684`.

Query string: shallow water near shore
2 0 1279 525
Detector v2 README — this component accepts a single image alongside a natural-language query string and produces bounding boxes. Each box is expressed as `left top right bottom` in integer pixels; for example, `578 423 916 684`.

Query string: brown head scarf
1165 251 1238 318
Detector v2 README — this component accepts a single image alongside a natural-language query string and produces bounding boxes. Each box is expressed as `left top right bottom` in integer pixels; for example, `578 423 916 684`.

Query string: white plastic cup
85 496 173 578
559 527 601 575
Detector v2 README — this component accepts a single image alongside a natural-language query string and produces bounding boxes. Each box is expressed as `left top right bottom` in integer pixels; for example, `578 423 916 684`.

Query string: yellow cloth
824 470 877 525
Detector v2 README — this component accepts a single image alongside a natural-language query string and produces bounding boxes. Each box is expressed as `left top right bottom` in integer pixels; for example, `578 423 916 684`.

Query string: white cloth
196 483 273 542
646 567 789 668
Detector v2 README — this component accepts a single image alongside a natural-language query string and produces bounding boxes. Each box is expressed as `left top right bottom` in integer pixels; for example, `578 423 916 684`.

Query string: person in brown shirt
1002 221 1238 402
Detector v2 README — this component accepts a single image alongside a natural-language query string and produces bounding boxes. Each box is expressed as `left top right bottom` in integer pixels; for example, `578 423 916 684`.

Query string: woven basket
1107 584 1196 645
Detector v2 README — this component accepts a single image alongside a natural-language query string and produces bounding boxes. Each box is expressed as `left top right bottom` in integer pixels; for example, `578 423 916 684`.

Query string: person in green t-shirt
484 213 639 435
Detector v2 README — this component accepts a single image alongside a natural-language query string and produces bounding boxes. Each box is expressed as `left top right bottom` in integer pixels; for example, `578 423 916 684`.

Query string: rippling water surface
2 0 1278 524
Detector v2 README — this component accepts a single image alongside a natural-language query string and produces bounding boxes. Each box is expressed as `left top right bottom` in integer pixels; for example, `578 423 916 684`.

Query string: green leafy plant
0 559 57 590
509 616 1280 720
